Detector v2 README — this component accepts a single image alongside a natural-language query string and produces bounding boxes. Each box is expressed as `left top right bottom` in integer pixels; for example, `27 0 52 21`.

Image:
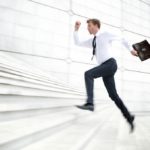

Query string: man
73 18 138 132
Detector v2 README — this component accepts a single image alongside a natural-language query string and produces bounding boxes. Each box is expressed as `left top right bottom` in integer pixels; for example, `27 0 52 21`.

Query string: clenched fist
75 21 81 31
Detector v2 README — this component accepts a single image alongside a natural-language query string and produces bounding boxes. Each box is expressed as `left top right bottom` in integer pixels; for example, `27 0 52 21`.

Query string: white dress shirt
73 30 132 65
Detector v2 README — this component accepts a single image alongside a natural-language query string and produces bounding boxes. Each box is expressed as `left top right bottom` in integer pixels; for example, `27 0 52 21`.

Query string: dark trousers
84 57 131 120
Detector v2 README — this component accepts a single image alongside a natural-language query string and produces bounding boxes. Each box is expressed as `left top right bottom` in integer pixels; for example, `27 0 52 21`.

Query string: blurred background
0 0 150 150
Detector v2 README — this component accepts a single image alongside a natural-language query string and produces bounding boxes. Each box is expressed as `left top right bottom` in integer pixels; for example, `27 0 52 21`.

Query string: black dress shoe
76 103 94 111
128 115 135 133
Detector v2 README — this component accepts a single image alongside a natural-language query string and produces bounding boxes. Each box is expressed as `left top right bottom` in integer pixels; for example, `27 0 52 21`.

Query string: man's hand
131 50 138 56
75 21 81 31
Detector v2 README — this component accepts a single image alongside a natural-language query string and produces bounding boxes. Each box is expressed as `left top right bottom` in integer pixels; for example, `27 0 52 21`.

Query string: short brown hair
87 18 101 29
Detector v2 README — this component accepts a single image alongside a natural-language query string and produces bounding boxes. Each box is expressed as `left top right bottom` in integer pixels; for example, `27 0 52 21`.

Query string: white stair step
0 95 106 112
0 52 69 84
0 52 84 94
0 94 85 111
0 66 84 95
20 105 115 150
0 105 76 122
0 95 108 121
0 95 83 112
0 98 108 122
0 104 111 150
81 109 122 150
0 83 85 98
69 107 116 150
0 94 109 122
0 70 85 95
0 109 76 146
115 115 150 150
0 75 85 96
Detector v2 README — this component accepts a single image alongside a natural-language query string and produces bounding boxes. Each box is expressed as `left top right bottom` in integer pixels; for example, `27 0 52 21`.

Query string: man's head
87 18 101 35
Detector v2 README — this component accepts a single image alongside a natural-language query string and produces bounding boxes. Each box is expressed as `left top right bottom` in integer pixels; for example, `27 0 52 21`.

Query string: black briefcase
132 40 150 61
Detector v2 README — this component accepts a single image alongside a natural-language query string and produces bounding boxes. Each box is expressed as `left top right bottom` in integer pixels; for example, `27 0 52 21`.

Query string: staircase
1 51 149 150
0 51 115 150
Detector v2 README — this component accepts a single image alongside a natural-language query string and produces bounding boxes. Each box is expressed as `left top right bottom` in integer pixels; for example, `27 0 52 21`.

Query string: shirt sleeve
107 32 132 52
73 31 93 48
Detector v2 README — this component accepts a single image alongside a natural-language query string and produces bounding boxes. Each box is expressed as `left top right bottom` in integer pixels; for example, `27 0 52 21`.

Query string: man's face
87 22 98 34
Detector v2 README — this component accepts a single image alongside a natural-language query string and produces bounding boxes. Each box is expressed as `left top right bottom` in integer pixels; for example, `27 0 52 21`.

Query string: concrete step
0 52 84 94
20 105 116 150
0 103 112 150
0 69 85 96
0 95 105 112
0 51 67 84
0 66 85 95
0 95 84 112
0 94 108 122
79 109 122 150
114 114 150 150
0 83 85 98
0 73 85 96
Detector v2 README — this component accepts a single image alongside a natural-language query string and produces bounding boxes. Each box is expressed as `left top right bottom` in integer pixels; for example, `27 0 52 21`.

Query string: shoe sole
76 105 94 111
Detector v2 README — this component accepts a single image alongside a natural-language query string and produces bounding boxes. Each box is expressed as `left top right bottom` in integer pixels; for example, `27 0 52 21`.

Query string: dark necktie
91 36 96 60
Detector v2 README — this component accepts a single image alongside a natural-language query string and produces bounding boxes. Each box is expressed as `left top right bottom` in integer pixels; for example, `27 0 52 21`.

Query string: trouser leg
84 58 116 105
102 75 132 120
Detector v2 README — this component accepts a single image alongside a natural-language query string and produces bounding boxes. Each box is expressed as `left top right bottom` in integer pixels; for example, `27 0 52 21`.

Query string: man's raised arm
73 21 92 48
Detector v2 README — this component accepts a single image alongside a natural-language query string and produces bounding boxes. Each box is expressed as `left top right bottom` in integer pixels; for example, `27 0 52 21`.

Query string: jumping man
73 19 138 132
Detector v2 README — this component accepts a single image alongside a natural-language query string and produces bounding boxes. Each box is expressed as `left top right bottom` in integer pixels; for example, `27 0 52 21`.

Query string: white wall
0 0 150 111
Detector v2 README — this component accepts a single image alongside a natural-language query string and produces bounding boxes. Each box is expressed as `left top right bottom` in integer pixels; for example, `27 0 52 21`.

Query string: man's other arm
107 32 138 56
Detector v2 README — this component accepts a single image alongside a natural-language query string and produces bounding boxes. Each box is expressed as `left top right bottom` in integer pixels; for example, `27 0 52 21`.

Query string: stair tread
0 95 106 112
0 73 83 96
0 108 82 145
0 84 85 97
0 103 112 146
20 106 116 150
0 52 85 93
0 71 85 95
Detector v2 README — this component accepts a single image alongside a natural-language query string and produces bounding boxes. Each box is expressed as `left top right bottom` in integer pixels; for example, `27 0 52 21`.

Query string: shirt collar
95 30 101 37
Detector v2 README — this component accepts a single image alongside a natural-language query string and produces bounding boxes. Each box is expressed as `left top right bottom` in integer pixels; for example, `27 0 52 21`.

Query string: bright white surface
0 0 150 149
0 0 150 101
